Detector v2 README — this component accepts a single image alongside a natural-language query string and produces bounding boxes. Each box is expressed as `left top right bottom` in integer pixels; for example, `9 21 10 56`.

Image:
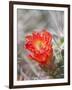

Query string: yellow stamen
36 41 43 50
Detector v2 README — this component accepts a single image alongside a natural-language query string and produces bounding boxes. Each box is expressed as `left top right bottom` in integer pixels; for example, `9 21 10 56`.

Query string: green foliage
60 37 64 44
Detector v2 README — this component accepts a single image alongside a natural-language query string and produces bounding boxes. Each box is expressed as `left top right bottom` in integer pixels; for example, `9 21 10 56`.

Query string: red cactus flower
24 29 53 65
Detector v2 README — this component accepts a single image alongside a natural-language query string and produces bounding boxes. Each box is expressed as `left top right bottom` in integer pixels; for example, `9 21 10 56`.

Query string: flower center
36 41 43 50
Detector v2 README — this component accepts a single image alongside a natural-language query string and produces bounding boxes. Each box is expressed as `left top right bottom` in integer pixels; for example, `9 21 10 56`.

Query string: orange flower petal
24 30 53 65
25 35 33 41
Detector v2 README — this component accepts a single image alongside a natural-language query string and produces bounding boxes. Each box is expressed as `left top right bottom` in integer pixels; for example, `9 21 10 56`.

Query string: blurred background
17 9 64 81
